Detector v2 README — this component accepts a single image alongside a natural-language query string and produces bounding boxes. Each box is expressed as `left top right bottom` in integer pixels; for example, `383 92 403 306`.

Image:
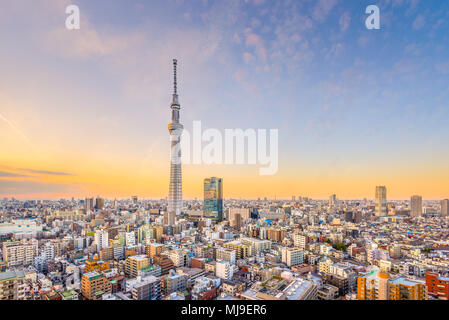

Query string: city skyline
2 0 449 305
1 0 449 200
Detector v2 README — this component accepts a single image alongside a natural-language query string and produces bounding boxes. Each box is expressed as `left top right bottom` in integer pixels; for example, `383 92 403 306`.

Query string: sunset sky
1 0 449 200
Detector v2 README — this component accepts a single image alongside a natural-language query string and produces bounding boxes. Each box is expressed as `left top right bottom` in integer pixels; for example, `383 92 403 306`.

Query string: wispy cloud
0 179 82 196
0 171 29 178
312 0 338 22
412 14 425 30
17 168 76 176
0 112 30 142
339 12 351 33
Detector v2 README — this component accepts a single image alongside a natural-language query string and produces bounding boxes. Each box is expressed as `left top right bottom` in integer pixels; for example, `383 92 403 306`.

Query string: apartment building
216 260 233 280
132 275 161 300
389 276 427 300
84 260 111 273
166 250 188 268
0 270 27 300
223 240 252 259
282 248 304 267
357 270 427 300
162 270 187 295
426 272 449 300
124 255 149 278
216 248 236 265
293 233 307 249
81 272 112 300
153 254 175 275
357 270 389 300
145 243 165 258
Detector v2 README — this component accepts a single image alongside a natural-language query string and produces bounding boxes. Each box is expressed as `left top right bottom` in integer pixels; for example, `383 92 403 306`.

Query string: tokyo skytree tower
167 59 183 218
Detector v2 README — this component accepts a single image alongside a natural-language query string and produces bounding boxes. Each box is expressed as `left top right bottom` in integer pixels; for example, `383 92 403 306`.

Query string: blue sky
0 0 448 199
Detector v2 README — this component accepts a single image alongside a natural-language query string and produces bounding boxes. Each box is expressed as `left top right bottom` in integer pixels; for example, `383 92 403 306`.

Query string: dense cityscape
0 192 448 301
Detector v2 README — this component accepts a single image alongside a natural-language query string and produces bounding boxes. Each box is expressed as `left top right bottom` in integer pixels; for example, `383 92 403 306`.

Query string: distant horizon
3 195 448 203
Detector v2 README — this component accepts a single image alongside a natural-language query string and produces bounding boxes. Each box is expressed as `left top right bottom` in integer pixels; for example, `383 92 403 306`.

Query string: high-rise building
203 177 223 222
344 211 354 223
329 194 337 207
441 199 449 217
85 197 94 211
375 186 387 217
167 59 183 219
95 196 104 210
354 211 363 224
227 208 250 221
410 195 423 217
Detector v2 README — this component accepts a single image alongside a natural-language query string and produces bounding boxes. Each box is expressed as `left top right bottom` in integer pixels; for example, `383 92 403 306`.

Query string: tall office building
329 194 337 207
375 186 387 217
95 196 104 210
441 199 449 217
231 213 242 230
410 195 422 217
167 59 183 219
85 197 94 211
203 177 223 222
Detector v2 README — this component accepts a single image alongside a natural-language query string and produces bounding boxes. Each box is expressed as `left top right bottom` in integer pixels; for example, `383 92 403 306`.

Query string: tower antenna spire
173 59 178 95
